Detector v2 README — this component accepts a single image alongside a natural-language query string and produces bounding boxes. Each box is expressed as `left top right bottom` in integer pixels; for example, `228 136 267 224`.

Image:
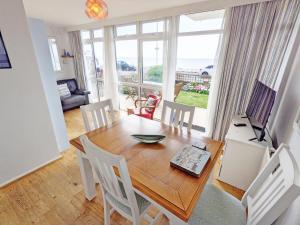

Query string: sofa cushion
57 83 71 99
61 95 85 106
57 79 78 94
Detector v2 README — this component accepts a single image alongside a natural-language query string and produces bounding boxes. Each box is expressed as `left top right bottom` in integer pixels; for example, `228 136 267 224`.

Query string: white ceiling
23 0 207 27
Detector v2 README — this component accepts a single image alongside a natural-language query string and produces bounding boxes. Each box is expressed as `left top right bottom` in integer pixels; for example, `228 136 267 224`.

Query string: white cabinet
218 116 272 191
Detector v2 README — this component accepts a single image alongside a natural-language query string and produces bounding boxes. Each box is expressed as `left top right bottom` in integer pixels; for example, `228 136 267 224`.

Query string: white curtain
206 10 231 137
69 31 87 90
208 0 300 141
103 26 119 110
162 16 178 101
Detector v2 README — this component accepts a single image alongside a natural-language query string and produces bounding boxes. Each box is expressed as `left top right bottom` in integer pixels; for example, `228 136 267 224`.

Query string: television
246 80 276 142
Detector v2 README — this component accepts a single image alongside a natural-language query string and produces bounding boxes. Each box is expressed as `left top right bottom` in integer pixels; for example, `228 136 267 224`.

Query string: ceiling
23 0 207 27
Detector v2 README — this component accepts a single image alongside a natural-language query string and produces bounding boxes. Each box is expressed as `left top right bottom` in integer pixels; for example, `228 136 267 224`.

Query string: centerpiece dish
131 134 166 143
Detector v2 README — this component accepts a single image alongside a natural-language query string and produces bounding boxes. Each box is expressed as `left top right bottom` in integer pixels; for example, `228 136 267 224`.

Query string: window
93 29 103 38
81 29 104 103
48 38 61 72
116 24 136 36
81 30 91 40
115 21 165 117
142 41 163 84
115 40 138 83
179 10 224 33
142 21 164 33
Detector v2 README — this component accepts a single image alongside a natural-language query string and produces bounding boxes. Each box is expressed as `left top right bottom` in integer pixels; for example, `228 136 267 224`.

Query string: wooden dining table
70 115 222 225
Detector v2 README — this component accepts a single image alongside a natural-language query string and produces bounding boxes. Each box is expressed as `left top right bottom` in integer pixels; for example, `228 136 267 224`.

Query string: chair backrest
147 94 161 107
144 95 161 114
242 144 300 225
174 82 184 99
80 135 140 219
161 100 195 132
80 99 115 132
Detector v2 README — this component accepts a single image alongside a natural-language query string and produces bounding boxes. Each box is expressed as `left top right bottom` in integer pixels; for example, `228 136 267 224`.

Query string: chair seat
62 95 85 106
132 108 152 119
106 181 151 216
188 184 246 225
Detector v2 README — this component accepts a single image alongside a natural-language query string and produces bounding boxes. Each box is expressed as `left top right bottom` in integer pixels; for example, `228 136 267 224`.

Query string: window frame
178 10 225 36
48 37 62 72
114 20 166 91
114 20 167 112
81 29 105 102
141 19 165 35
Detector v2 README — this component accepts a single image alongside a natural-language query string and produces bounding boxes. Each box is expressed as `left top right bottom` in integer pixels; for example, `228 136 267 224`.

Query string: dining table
70 115 222 225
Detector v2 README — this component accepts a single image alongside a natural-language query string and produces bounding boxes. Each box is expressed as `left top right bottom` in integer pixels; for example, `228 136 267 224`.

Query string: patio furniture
57 79 90 111
174 82 184 101
128 95 161 120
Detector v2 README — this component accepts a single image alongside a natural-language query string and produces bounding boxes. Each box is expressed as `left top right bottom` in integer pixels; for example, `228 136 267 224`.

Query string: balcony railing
175 71 211 83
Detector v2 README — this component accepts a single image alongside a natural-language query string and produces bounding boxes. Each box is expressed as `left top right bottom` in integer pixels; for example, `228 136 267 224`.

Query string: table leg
76 150 96 201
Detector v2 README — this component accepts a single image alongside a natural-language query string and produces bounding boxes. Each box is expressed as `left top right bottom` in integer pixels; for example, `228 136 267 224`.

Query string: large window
81 29 104 103
115 20 165 116
48 38 61 72
175 10 225 129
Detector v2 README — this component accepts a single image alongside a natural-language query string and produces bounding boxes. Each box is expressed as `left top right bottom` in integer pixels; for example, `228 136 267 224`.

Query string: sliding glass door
115 21 165 119
175 10 225 130
81 29 104 103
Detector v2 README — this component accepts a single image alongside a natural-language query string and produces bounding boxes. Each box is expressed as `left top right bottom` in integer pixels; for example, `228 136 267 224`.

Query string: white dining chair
161 100 195 132
80 135 162 225
187 144 300 225
80 99 115 132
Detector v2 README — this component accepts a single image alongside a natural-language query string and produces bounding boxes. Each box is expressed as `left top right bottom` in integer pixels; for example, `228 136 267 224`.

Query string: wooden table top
70 115 222 221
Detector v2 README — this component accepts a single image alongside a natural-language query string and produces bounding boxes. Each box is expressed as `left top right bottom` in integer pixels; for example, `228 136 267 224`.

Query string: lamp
85 0 108 20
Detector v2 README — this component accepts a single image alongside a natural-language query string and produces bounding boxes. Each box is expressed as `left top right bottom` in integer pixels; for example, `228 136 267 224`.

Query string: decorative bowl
131 134 166 144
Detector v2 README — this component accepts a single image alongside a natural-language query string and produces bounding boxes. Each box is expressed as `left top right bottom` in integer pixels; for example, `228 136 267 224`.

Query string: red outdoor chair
128 95 161 120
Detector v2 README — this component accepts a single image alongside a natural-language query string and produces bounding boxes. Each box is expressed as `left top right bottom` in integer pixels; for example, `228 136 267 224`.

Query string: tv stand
218 115 272 191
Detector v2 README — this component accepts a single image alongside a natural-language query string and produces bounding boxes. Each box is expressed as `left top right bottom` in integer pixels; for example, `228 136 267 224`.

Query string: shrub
147 65 163 83
200 90 209 95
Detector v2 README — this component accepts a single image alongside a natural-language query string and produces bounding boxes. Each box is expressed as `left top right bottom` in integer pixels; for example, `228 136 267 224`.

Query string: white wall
28 18 69 152
272 43 300 225
47 24 75 80
0 0 60 187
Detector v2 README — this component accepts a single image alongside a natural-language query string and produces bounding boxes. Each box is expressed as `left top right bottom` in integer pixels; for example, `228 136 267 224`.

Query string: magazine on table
170 144 211 177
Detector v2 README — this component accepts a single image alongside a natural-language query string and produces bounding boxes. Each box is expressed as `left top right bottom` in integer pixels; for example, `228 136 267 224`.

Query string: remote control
234 123 247 127
192 142 206 150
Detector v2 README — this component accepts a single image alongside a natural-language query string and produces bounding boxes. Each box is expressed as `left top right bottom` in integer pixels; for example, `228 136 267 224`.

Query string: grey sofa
57 79 90 111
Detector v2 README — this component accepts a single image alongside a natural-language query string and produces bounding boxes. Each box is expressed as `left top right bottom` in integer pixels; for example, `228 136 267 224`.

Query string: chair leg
132 218 140 225
104 199 110 225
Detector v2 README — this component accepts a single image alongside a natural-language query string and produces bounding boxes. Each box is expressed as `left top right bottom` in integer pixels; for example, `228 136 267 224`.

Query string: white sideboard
218 115 272 191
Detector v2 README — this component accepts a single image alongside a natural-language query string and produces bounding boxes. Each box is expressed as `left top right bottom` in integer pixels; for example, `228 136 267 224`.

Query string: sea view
117 57 215 71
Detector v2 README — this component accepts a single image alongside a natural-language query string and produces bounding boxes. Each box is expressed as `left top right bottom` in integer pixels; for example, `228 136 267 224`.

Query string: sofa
57 79 90 111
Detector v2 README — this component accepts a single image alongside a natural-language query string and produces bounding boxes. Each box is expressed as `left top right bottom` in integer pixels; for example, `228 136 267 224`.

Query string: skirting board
0 155 62 188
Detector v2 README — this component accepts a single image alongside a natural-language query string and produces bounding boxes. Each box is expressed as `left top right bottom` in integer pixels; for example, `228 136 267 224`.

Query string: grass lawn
175 91 209 109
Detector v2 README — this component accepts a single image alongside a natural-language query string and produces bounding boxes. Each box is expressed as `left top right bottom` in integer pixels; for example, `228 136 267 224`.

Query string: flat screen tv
246 80 276 142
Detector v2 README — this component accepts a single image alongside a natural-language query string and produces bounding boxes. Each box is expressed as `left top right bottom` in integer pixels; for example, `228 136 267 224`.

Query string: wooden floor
0 108 244 225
